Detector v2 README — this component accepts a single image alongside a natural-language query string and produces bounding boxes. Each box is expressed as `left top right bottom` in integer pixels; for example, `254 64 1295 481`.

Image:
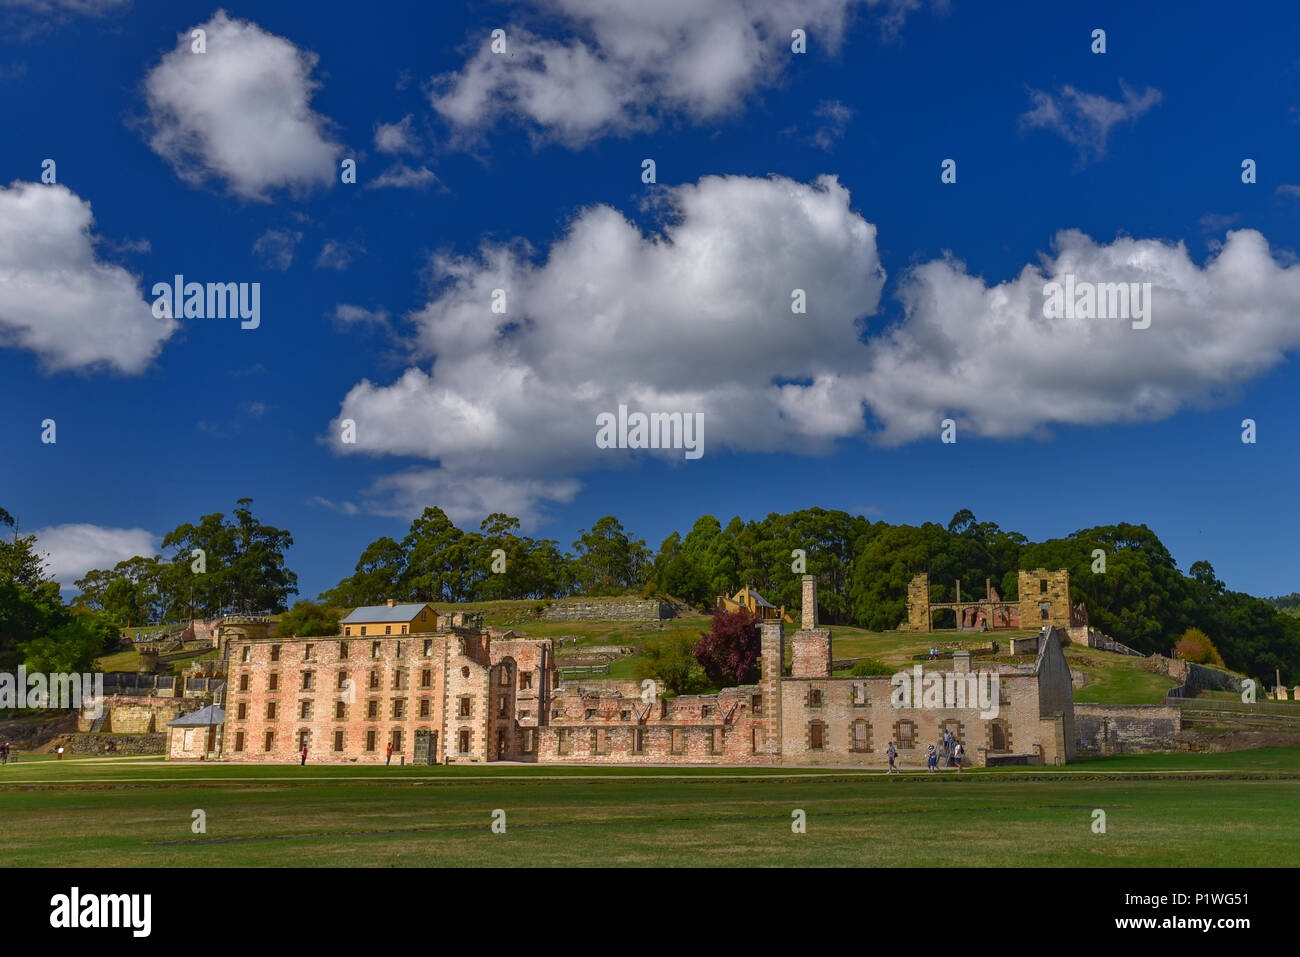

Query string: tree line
6 500 1298 685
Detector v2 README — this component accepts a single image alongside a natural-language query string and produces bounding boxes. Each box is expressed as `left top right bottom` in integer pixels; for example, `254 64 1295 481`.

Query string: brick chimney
386 599 396 607
801 575 817 631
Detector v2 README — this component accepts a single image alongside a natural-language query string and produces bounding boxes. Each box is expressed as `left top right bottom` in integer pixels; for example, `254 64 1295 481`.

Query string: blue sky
1 0 1297 601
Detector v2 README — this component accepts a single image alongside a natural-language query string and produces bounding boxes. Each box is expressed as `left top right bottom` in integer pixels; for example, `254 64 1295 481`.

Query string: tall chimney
387 599 396 607
801 575 817 631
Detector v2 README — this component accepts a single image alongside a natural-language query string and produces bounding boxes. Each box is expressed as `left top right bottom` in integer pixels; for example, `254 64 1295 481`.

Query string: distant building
716 585 793 623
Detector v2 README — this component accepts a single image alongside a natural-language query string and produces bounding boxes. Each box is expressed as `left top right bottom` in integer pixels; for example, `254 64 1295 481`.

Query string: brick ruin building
218 577 1077 768
900 568 1089 632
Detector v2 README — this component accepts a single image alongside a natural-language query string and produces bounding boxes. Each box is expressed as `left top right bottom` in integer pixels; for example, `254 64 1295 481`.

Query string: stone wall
1018 569 1072 630
1074 704 1182 755
540 598 671 621
900 573 930 631
59 732 167 755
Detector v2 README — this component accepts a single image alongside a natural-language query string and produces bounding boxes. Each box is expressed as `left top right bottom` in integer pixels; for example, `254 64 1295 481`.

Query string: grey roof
169 705 225 727
341 603 431 624
746 589 776 609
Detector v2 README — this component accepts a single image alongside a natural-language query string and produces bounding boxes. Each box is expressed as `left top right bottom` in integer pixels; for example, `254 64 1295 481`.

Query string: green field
2 748 1297 867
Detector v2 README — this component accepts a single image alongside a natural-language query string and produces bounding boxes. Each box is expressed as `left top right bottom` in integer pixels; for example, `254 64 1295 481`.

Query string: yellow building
340 600 441 638
716 586 793 623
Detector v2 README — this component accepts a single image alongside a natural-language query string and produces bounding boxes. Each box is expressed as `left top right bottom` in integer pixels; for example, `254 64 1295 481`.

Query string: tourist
57 745 64 760
300 744 307 766
943 729 953 767
886 740 898 773
386 742 393 766
953 741 964 773
926 743 938 773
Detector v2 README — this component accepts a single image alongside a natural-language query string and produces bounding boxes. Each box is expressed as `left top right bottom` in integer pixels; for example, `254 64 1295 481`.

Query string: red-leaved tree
693 608 762 686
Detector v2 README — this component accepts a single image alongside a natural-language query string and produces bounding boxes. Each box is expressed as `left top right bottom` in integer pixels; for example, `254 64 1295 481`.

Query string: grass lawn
2 749 1297 867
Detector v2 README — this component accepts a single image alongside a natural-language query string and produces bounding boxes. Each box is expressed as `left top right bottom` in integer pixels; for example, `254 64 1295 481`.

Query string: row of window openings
231 726 538 756
234 695 529 722
555 727 725 756
803 686 1013 708
236 667 536 693
239 635 436 665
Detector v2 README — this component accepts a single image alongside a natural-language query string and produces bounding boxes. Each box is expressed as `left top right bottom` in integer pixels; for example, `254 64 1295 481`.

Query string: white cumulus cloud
33 524 160 588
328 175 1300 521
143 10 342 200
0 181 177 374
432 0 922 146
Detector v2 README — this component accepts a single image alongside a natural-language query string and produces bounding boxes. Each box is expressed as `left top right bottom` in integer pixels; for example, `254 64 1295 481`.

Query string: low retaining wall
1075 703 1181 755
57 732 167 756
541 599 671 622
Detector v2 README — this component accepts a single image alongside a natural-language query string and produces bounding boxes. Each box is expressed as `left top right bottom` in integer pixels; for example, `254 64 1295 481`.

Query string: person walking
886 740 898 774
56 745 64 761
926 743 938 773
300 744 308 766
385 742 393 766
943 729 953 767
953 741 964 773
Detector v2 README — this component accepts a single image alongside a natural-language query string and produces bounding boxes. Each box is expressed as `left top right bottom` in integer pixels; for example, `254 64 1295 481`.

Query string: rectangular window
498 697 509 718
392 699 406 719
810 722 825 750
333 730 344 752
808 688 823 707
236 702 247 720
234 731 245 753
499 668 510 686
393 669 407 690
337 669 349 689
339 640 350 656
520 672 532 691
557 728 571 755
385 625 392 636
1040 579 1048 594
360 626 367 636
709 728 722 754
263 730 274 752
365 729 377 752
631 728 645 754
751 726 764 753
239 673 249 692
590 728 606 755
401 624 407 635
301 672 314 691
345 626 352 637
421 668 432 689
268 673 279 691
419 698 430 718
299 701 312 720
367 700 379 720
371 641 381 659
303 644 313 661
522 728 538 753
270 645 281 662
671 728 684 754
423 639 432 656
266 702 277 720
396 641 404 657
241 646 251 663
751 694 763 716
335 701 346 720
369 670 380 690
458 696 471 718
